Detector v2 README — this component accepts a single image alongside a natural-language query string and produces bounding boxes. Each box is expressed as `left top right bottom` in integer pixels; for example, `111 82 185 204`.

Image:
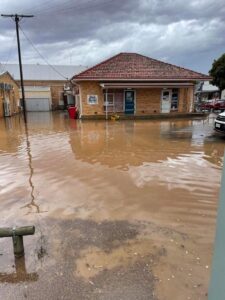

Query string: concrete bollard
0 226 35 258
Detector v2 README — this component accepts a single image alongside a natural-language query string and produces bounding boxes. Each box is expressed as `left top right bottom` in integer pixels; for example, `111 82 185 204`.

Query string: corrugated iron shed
0 64 87 81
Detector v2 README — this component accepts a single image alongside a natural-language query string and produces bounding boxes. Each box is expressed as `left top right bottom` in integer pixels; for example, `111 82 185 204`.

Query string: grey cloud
0 0 225 73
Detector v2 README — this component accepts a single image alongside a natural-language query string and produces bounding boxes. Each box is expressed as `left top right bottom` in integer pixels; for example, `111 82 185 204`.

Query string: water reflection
68 119 219 169
160 120 193 139
0 113 223 224
20 124 41 214
21 124 46 214
26 112 54 126
203 139 225 166
0 112 224 299
0 115 24 153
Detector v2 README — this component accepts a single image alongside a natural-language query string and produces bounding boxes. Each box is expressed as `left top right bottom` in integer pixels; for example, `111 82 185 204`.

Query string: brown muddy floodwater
0 112 224 300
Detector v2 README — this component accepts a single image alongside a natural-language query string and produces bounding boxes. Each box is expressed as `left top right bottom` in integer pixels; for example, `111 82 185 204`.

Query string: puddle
0 112 223 299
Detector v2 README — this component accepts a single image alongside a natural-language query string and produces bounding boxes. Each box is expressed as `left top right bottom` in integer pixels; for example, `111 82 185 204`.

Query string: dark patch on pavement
0 218 171 299
56 218 140 253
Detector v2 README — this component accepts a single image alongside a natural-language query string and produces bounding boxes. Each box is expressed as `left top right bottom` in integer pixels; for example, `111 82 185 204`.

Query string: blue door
125 91 135 114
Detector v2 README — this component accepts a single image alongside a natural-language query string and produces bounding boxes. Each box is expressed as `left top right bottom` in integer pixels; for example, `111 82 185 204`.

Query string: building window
104 93 114 106
171 89 179 110
103 93 114 112
87 95 98 105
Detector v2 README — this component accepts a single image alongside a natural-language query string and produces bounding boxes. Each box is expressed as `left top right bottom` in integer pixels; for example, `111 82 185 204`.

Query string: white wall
221 90 225 99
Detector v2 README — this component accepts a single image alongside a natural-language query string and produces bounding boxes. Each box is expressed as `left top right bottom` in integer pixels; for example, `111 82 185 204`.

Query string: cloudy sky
0 0 225 74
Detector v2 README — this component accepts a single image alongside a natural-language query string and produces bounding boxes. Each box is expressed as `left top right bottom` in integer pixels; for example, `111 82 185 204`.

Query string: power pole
1 14 34 123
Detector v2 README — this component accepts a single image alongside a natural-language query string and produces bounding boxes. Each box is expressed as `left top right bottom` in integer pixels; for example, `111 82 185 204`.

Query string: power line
32 0 85 15
1 32 17 72
29 0 74 15
1 14 34 124
34 0 115 16
23 0 60 14
19 24 68 80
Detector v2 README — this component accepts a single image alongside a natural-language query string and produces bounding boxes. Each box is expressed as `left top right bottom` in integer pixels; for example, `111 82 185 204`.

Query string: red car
200 99 225 111
213 100 225 111
200 100 214 110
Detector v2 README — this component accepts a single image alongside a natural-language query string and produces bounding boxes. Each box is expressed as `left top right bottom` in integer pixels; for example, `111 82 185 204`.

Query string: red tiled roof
73 52 210 81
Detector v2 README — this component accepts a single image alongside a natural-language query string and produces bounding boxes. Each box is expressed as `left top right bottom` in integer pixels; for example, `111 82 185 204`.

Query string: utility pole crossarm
1 14 15 17
1 14 34 17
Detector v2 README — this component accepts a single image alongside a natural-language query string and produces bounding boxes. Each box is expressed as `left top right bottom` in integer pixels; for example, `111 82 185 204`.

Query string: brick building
72 53 210 119
1 64 86 111
0 71 20 118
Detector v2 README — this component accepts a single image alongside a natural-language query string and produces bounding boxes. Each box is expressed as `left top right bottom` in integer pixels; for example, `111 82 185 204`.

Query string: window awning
100 82 194 89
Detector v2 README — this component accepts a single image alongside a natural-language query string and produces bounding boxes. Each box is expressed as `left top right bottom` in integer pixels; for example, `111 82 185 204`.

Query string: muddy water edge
0 112 223 300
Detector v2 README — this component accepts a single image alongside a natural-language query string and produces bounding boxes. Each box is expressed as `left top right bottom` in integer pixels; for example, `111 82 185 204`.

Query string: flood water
0 112 224 300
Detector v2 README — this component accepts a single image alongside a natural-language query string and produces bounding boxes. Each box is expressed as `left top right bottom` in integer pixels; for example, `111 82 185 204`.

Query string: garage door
25 98 51 111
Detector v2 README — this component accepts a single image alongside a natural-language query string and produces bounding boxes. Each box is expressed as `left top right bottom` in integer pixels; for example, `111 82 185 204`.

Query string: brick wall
78 81 194 116
79 81 104 116
136 88 161 114
178 87 194 113
188 86 194 112
0 73 20 118
0 93 3 118
50 86 64 109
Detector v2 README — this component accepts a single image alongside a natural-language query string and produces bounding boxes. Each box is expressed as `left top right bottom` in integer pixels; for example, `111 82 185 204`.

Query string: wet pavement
0 112 224 299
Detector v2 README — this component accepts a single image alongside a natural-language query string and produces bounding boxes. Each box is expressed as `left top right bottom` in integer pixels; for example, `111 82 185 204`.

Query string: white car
214 112 225 132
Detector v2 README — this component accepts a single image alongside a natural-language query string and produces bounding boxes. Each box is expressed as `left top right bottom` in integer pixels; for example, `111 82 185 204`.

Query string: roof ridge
134 52 208 77
72 53 123 79
0 71 19 86
73 52 210 81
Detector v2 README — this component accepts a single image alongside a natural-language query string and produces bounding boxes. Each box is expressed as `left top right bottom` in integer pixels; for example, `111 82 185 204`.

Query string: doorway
161 90 171 113
124 90 135 114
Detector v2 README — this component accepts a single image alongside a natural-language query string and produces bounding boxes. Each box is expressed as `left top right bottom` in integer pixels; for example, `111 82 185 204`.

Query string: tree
209 54 225 97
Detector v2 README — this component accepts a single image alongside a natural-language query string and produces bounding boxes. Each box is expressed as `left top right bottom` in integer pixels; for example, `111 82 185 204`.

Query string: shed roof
73 52 210 81
0 64 87 81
